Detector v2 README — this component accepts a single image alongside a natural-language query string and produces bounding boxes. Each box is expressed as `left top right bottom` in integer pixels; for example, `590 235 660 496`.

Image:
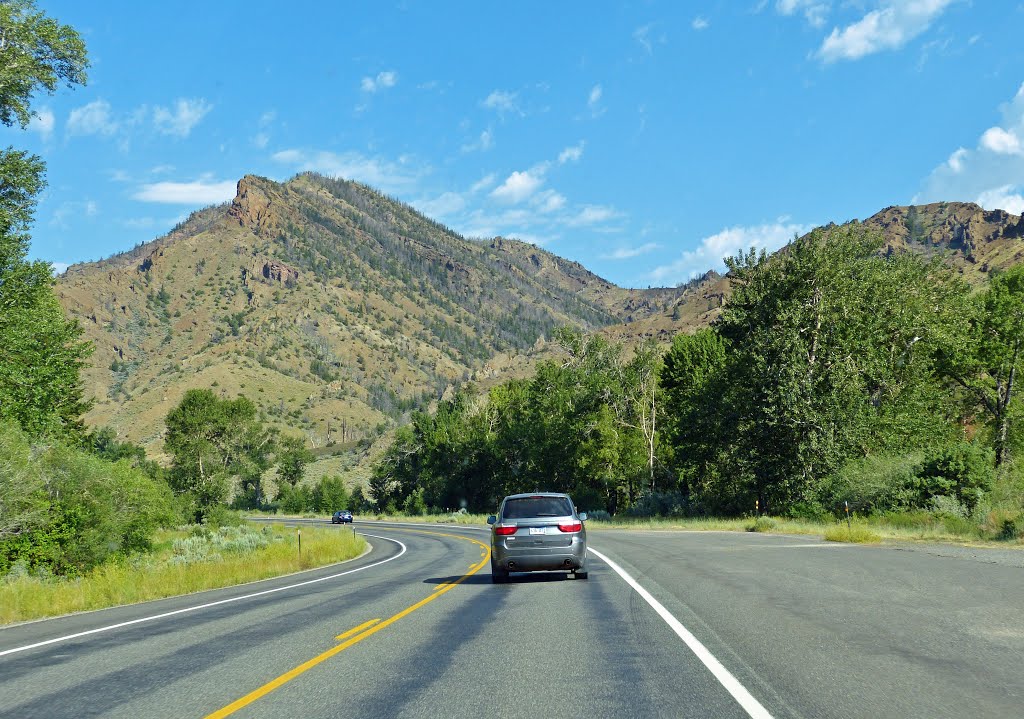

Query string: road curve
1 521 1021 718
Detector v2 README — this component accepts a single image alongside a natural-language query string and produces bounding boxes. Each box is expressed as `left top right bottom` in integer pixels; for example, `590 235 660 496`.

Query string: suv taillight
557 521 582 533
494 525 517 536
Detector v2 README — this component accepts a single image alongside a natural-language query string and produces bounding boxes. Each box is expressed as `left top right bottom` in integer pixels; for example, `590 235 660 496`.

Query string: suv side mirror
578 512 588 522
487 515 497 525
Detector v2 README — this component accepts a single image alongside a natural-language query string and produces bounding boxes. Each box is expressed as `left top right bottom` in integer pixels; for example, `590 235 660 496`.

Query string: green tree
0 2 90 438
0 0 88 128
660 328 728 498
312 475 349 512
715 226 965 513
164 390 275 519
276 434 314 486
1 421 173 576
941 264 1024 465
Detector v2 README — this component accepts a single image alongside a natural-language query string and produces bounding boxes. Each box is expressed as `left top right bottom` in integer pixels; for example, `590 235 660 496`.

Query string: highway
1 521 1022 718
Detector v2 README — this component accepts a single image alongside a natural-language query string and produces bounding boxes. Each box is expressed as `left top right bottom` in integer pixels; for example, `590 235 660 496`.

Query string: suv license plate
529 527 545 535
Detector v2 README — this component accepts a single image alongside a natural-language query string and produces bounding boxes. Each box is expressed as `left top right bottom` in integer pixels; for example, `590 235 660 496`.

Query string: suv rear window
502 496 573 519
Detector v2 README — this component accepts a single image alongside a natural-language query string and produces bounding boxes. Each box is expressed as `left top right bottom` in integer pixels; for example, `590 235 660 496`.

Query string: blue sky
7 1 1024 288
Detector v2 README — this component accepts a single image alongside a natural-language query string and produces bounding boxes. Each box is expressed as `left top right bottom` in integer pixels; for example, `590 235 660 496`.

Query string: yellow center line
335 618 380 641
205 528 490 719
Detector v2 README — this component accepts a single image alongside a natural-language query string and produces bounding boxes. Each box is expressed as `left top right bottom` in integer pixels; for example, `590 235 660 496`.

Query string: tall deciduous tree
941 264 1024 465
715 225 965 513
164 390 275 517
0 1 90 437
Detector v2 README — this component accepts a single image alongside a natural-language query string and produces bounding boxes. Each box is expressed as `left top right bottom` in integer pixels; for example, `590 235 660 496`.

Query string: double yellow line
205 528 490 719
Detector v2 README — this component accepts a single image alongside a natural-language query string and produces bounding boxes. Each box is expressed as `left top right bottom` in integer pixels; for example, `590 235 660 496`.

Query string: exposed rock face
229 176 278 235
261 260 299 284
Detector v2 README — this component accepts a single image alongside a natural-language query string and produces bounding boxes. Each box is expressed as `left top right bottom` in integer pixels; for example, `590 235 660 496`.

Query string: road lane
589 529 1024 719
0 525 475 718
3 521 1021 718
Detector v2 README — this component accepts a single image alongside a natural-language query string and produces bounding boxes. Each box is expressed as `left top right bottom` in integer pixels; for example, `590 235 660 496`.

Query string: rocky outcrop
261 260 299 284
229 176 278 235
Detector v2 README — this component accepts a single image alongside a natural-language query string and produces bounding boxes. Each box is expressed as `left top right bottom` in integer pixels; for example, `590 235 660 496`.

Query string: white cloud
51 262 70 275
692 16 710 30
482 90 519 114
152 98 212 137
361 71 397 93
979 127 1022 156
558 141 585 164
918 82 1024 211
776 0 830 28
818 0 955 63
271 148 422 191
414 191 466 219
633 24 655 54
946 147 968 173
601 242 660 260
67 100 118 136
976 186 1024 216
461 128 493 153
650 221 811 285
565 204 619 227
470 173 497 194
490 166 548 204
532 190 566 213
133 180 237 204
50 200 99 229
29 108 55 140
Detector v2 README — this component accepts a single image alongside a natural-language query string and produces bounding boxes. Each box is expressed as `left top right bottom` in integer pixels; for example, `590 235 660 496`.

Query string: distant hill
55 177 1024 459
56 173 691 453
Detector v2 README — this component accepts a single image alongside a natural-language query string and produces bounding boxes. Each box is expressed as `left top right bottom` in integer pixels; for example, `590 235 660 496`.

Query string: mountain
606 201 1024 350
56 173 691 453
55 177 1024 459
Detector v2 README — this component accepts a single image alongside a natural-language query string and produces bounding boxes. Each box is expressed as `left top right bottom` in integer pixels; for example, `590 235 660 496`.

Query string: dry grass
0 523 365 626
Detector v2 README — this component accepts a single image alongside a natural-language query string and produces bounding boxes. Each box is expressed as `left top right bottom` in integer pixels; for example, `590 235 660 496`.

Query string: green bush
818 452 923 515
998 514 1024 541
277 484 314 514
911 443 994 513
402 488 427 516
312 475 349 513
0 422 175 576
746 516 777 532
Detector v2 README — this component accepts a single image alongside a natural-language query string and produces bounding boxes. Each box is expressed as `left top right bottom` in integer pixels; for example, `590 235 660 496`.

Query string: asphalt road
1 521 1022 718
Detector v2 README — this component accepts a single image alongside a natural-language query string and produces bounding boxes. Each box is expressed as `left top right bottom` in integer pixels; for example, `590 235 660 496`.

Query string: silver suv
487 493 588 583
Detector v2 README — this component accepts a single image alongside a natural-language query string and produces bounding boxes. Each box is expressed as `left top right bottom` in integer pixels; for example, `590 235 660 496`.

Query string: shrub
0 423 175 577
818 452 923 515
824 523 881 543
625 491 692 518
402 488 427 516
911 443 994 513
998 514 1024 541
746 516 777 532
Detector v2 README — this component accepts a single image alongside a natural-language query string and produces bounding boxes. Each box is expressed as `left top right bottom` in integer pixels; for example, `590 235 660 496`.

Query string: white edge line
0 533 407 659
589 547 775 719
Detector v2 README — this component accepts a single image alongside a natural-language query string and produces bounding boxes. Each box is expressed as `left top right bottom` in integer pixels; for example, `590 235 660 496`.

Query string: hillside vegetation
370 224 1024 543
56 173 693 455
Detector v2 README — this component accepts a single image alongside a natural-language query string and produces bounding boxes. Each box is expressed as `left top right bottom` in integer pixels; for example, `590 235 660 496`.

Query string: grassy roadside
0 523 365 626
351 511 1024 547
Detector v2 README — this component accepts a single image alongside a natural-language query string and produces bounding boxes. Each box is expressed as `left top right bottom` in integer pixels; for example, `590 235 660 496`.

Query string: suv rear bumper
492 539 587 572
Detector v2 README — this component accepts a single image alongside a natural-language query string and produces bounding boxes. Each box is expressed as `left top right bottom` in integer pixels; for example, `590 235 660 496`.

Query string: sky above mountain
6 1 1024 288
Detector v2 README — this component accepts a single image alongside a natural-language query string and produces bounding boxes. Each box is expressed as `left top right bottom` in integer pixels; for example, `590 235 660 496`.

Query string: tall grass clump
0 523 365 625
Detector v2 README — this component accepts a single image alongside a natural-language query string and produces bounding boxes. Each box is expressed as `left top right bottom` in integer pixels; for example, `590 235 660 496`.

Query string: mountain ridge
55 176 1024 457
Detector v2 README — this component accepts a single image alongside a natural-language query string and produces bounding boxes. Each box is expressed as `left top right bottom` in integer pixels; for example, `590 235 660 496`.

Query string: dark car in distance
332 510 353 524
488 492 588 583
